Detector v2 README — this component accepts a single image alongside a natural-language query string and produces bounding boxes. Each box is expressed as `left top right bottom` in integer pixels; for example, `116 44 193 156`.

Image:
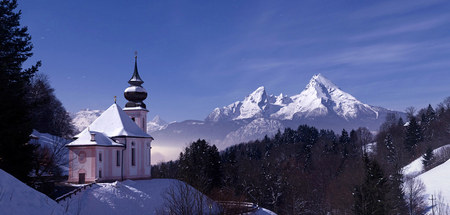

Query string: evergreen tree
339 129 350 158
421 104 436 141
178 139 221 193
404 117 422 153
353 155 388 215
385 133 396 165
397 117 405 127
384 133 408 214
0 0 40 183
422 146 434 168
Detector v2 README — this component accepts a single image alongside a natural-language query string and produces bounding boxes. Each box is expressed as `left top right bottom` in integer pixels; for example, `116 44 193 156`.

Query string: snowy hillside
0 169 69 215
401 145 450 210
416 158 450 208
71 109 104 132
403 144 450 177
59 179 220 215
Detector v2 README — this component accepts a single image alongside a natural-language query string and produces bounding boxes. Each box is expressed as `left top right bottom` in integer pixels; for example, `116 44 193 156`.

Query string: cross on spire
128 52 144 86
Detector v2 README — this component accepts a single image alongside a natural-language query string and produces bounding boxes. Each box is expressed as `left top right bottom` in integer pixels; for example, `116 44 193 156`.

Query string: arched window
78 151 86 163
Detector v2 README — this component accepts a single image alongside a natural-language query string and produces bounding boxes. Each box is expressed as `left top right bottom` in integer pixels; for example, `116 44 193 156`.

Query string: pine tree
0 0 40 183
339 129 350 158
422 146 434 169
178 139 221 193
421 104 436 141
397 117 405 127
404 117 422 153
353 155 388 215
384 133 408 214
385 133 397 165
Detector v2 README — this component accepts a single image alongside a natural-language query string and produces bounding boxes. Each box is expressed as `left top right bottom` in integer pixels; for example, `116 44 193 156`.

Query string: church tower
123 55 148 132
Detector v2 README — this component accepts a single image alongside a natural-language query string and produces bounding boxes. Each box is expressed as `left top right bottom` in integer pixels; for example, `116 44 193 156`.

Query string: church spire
124 54 148 109
128 55 144 86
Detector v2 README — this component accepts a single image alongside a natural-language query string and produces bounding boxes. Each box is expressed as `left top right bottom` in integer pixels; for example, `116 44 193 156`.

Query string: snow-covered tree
422 146 434 169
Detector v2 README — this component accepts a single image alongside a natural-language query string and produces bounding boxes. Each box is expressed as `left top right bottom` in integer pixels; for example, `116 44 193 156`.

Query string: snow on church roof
74 103 152 139
67 130 123 147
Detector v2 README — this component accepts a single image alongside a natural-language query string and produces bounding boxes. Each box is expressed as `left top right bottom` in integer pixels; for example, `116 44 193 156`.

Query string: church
67 56 153 184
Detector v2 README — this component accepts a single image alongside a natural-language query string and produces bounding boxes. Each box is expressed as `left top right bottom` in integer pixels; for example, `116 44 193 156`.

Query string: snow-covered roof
67 130 124 147
74 103 152 139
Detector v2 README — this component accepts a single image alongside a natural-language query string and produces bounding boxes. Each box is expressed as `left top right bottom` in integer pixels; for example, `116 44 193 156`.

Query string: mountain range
72 74 405 160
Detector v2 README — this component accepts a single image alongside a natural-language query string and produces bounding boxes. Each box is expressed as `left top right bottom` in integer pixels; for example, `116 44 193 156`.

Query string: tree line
0 0 74 192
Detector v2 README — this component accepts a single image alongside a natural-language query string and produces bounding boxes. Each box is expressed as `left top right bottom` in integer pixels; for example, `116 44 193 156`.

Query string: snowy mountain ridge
147 115 170 133
207 74 381 122
71 109 104 133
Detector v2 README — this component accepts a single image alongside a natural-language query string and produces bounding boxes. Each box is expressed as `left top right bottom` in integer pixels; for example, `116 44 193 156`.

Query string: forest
152 98 450 214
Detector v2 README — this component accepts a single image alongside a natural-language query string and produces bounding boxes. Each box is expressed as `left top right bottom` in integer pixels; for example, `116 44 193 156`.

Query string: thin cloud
329 44 418 65
351 16 449 40
351 0 445 19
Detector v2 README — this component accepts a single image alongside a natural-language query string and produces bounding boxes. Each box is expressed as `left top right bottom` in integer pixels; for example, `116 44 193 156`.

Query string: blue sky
19 0 450 122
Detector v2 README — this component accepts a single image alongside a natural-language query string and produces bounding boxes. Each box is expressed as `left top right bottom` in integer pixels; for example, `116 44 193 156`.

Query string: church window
99 152 102 162
99 170 102 178
116 150 120 166
78 151 86 163
132 148 136 166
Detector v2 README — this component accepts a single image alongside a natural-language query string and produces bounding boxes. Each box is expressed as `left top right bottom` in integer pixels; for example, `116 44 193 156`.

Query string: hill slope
0 169 69 215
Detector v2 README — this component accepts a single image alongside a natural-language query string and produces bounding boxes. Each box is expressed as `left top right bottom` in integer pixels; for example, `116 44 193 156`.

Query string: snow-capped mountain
151 74 405 159
206 86 270 121
71 109 104 132
223 118 285 146
207 74 381 122
147 115 169 133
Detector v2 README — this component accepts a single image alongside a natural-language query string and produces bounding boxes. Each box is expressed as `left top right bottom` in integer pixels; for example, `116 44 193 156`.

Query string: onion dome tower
123 55 149 132
124 55 148 108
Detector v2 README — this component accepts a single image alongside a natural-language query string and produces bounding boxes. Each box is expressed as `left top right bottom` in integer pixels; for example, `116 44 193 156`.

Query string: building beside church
67 56 153 184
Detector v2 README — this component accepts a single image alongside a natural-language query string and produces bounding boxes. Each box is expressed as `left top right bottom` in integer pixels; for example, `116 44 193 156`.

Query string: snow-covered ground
0 169 69 215
253 207 277 215
401 144 450 211
59 179 221 215
416 158 450 207
403 144 450 177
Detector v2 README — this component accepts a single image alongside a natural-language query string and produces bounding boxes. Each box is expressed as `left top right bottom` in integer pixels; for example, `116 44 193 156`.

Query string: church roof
67 131 123 147
74 103 152 139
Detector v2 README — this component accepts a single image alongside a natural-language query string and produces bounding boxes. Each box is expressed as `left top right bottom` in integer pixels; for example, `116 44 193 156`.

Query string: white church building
67 56 153 184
